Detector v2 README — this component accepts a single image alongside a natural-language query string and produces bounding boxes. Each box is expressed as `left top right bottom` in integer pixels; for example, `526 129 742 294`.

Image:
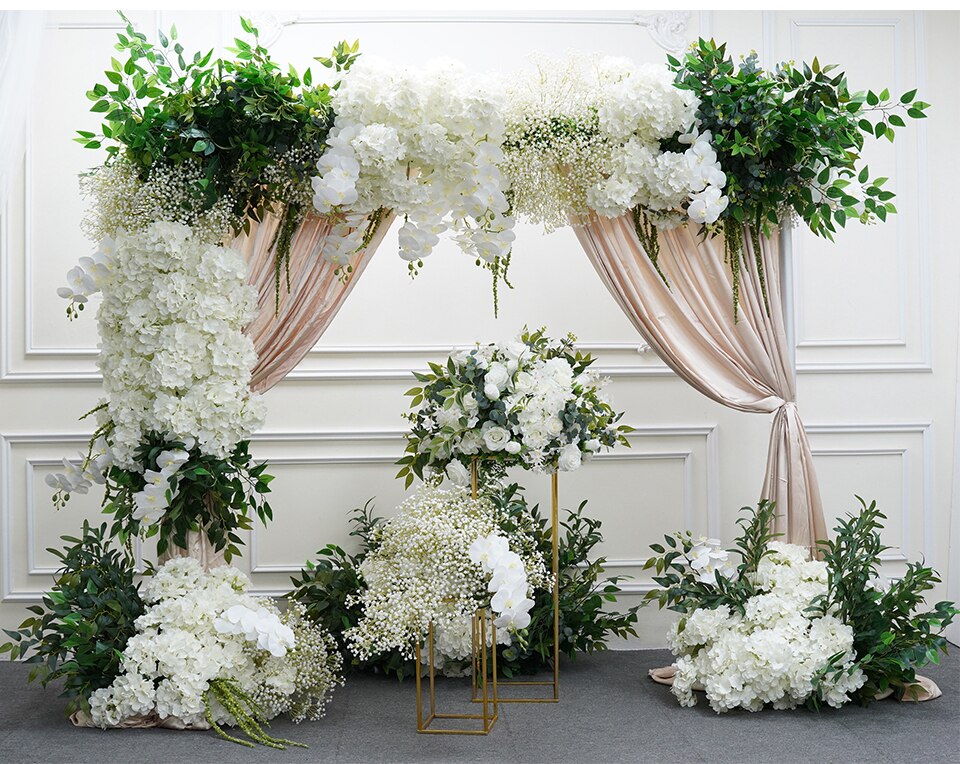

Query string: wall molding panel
1 11 955 649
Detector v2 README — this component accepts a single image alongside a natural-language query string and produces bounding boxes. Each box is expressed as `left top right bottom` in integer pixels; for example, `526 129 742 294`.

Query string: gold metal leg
415 609 499 734
469 460 560 704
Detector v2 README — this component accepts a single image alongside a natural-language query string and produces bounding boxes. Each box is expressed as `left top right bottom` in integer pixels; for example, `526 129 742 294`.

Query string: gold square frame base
415 611 499 735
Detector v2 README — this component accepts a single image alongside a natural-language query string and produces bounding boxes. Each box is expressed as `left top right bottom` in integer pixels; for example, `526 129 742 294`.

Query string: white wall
2 10 958 647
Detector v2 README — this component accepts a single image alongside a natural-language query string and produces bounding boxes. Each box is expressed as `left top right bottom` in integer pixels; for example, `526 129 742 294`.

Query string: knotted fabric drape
573 214 826 550
236 210 394 393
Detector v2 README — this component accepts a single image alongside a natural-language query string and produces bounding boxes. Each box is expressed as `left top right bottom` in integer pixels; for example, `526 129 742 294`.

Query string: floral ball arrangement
90 558 342 739
346 484 549 661
397 328 631 487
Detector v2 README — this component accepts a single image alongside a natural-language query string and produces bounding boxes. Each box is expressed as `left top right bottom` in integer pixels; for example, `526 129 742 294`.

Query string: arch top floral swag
50 15 927 560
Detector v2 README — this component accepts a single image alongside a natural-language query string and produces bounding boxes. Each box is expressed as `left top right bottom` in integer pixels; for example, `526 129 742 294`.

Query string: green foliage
667 39 928 316
100 433 274 562
287 500 417 680
643 500 780 615
288 485 639 680
491 484 639 676
77 13 361 301
0 522 144 715
810 498 958 704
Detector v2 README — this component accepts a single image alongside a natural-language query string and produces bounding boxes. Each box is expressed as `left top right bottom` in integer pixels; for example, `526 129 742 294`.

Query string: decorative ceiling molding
248 12 299 47
246 11 693 52
632 11 692 53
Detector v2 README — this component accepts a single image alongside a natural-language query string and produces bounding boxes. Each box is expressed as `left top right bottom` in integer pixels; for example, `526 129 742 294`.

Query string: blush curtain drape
573 214 826 551
235 210 394 394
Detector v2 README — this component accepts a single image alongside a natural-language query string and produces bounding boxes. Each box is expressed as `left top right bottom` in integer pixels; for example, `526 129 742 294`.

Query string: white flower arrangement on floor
90 558 342 734
645 502 867 713
346 484 548 661
500 54 727 231
397 328 631 486
311 57 515 272
668 541 864 712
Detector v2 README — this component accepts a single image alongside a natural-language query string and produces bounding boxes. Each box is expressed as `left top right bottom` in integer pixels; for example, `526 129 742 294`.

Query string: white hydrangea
667 542 866 713
311 57 515 268
89 559 341 729
346 485 547 660
59 222 265 470
501 54 727 229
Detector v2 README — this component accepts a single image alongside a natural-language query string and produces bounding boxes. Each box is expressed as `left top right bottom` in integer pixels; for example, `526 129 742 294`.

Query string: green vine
632 206 667 284
205 677 306 749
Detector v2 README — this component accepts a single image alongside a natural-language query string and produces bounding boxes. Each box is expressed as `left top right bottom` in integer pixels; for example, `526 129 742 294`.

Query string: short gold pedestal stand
415 610 499 735
470 460 560 704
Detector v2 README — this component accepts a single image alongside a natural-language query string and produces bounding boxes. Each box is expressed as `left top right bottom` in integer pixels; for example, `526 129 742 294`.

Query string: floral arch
4 12 952 743
50 21 926 560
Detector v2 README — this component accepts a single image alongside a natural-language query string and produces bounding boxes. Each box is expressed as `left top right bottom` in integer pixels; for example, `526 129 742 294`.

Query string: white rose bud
585 439 601 452
504 441 521 455
484 382 501 400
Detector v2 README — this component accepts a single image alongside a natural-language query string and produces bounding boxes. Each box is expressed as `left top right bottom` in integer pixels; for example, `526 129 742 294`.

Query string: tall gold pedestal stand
470 459 560 703
415 610 499 734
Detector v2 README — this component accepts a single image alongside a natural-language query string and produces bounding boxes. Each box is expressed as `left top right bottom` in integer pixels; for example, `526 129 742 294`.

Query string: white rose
484 382 501 400
544 416 563 437
557 443 582 472
504 441 521 455
482 425 511 452
445 460 471 487
485 362 510 391
585 439 602 452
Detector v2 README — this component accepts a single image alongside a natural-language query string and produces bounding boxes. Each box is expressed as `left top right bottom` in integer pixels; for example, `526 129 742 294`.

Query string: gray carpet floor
0 649 957 764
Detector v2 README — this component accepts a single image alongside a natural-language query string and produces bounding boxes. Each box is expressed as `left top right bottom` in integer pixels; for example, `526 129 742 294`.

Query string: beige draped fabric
573 214 826 551
235 210 394 393
157 528 226 571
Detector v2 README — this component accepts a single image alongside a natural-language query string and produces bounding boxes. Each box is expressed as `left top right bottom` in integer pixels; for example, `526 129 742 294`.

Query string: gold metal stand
470 459 560 703
415 610 499 734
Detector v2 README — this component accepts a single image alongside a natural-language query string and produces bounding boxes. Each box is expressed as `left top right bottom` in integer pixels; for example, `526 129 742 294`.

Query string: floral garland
346 484 548 661
310 57 515 285
50 222 270 559
89 559 342 745
63 222 263 469
397 329 631 486
501 54 728 236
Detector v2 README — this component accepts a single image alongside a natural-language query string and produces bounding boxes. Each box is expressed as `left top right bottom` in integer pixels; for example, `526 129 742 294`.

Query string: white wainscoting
1 10 958 648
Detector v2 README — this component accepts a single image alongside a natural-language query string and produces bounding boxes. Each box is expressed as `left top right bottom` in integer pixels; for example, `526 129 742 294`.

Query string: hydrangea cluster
501 55 727 230
346 484 547 661
399 330 630 482
311 57 515 269
89 558 342 728
59 221 265 470
668 542 866 712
